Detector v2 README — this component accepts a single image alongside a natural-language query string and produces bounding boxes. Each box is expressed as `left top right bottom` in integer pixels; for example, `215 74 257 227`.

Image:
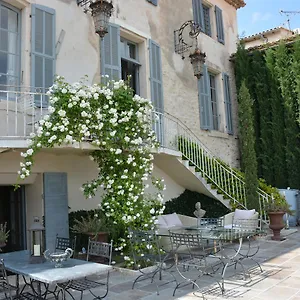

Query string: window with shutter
100 24 121 81
208 73 218 130
198 65 212 130
215 6 225 44
202 5 211 37
31 4 55 106
223 73 233 134
192 0 204 32
0 1 20 94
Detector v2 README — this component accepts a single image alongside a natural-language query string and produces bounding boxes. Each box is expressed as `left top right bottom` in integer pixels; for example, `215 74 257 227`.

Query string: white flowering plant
16 76 165 265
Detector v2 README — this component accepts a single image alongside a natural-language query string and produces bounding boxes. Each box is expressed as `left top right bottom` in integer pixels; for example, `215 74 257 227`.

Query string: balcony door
0 1 20 94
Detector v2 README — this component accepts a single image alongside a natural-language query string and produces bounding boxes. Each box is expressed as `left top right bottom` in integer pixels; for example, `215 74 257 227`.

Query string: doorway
0 186 26 252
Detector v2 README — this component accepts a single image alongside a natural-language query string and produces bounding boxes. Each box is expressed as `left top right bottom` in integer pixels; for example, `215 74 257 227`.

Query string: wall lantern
28 217 45 264
77 0 114 39
174 20 206 78
189 48 206 78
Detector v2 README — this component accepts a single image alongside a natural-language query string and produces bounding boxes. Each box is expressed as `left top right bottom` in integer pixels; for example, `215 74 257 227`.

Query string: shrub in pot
71 212 108 242
266 198 292 241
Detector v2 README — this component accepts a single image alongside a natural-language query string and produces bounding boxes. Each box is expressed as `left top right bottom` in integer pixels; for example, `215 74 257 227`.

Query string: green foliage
238 81 259 211
0 223 9 244
164 189 230 218
16 77 164 266
235 40 300 190
265 49 288 187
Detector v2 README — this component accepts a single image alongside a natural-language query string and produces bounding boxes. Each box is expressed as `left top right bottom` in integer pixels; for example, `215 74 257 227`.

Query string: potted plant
71 213 108 242
266 197 292 241
0 222 9 248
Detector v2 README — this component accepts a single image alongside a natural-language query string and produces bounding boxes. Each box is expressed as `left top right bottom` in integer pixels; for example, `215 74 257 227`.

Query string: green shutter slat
198 65 212 130
44 172 69 251
215 6 224 44
223 73 233 134
31 4 55 106
100 23 121 81
192 0 204 32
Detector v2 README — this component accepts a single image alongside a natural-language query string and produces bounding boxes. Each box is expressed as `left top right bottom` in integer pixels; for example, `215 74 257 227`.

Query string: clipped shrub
164 189 230 218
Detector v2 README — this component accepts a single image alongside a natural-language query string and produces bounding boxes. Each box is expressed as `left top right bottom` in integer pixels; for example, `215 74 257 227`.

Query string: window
120 38 140 95
202 5 211 37
192 0 211 37
0 2 20 92
209 73 218 130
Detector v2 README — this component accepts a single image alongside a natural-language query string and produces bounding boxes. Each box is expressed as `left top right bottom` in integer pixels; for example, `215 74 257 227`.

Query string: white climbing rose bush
17 76 165 265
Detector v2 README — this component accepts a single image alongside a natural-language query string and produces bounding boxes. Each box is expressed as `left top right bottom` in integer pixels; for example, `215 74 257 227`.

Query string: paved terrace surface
5 228 300 300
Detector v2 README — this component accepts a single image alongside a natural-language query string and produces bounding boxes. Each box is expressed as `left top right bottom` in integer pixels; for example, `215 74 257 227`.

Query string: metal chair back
55 235 77 252
87 239 113 265
0 259 14 299
128 228 162 266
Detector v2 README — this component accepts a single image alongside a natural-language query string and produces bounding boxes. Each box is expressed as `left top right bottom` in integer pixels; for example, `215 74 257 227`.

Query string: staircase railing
152 110 270 223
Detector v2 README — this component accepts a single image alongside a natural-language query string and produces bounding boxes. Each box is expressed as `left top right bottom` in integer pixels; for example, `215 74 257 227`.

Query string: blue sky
237 0 300 37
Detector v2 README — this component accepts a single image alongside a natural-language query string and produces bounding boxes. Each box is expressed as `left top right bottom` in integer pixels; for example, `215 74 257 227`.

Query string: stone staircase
153 111 271 224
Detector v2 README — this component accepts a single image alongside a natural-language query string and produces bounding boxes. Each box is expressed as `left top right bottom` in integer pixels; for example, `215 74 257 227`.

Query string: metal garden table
168 226 263 294
0 250 111 299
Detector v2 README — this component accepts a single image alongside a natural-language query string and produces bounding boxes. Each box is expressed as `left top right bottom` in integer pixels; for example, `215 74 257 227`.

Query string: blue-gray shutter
31 4 56 106
215 6 224 44
223 73 233 134
100 24 121 81
198 65 212 130
147 0 158 5
44 172 69 252
192 0 204 32
149 40 164 144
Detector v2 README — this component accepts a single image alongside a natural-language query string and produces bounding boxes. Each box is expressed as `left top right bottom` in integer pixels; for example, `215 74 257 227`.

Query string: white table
0 250 111 298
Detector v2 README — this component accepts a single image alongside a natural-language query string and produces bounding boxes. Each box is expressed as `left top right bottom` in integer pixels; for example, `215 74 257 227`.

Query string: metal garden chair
56 239 113 300
55 234 77 253
169 230 223 297
128 228 177 295
0 259 17 300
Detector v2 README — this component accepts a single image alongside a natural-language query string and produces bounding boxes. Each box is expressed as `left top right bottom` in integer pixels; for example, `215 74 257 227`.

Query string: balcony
0 87 48 140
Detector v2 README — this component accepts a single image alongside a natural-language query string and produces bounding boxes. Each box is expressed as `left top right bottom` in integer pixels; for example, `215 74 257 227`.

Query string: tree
238 81 259 211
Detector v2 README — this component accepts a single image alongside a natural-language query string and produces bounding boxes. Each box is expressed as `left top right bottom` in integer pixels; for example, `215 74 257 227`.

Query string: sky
237 0 300 37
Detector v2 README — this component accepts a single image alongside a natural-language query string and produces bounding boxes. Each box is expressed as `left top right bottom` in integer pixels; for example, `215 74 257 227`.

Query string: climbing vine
16 76 165 265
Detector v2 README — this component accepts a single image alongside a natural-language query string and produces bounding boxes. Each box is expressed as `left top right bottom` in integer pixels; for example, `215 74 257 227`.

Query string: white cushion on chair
156 215 168 228
233 209 255 221
163 213 183 227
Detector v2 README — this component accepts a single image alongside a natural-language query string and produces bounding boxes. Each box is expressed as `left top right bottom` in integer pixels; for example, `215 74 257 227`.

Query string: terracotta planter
268 212 285 241
87 232 108 242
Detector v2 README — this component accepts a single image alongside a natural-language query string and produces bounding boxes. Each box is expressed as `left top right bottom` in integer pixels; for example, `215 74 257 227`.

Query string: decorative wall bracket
174 20 201 59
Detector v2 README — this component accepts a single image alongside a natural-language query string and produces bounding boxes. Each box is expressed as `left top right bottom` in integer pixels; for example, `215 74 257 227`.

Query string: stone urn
268 212 285 241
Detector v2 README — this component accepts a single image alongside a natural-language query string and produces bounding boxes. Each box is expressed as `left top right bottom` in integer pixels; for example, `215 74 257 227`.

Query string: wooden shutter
198 65 212 130
223 73 233 134
215 6 225 44
100 24 121 80
44 172 69 252
31 4 56 106
149 40 164 144
149 40 163 112
192 0 204 32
